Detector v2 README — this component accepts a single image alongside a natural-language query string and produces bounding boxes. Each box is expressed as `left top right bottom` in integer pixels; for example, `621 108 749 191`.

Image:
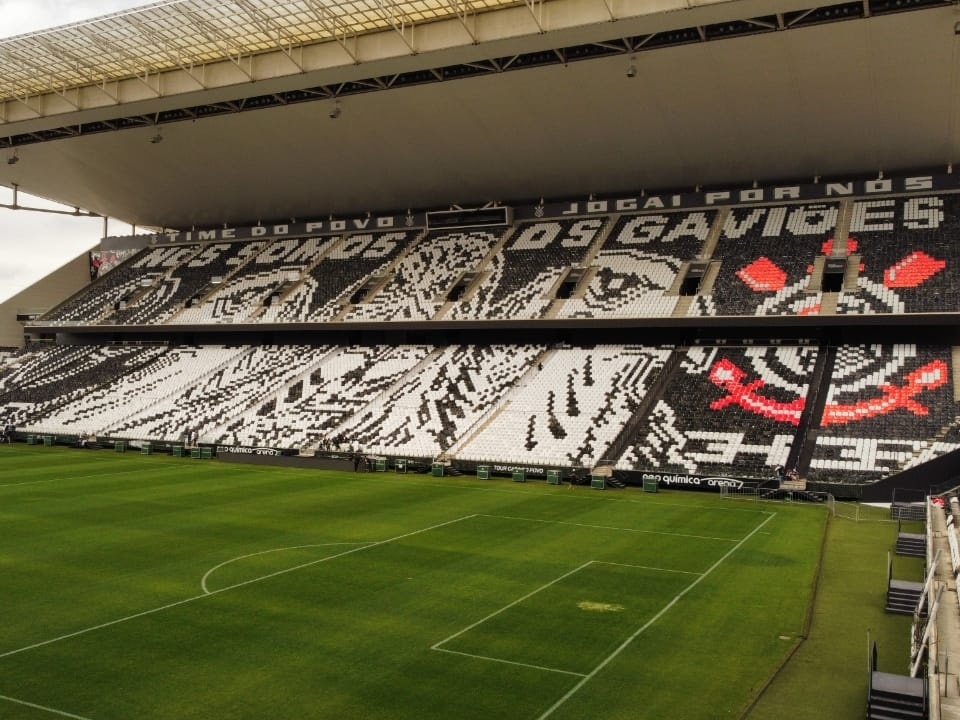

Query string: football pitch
0 445 827 720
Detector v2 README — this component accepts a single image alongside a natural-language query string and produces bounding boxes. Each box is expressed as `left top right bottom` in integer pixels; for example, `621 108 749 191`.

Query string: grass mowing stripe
535 511 778 720
0 693 94 720
0 514 476 662
477 513 740 542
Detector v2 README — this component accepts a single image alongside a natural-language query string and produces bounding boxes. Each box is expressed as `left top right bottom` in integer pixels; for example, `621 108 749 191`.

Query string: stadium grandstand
2 0 960 718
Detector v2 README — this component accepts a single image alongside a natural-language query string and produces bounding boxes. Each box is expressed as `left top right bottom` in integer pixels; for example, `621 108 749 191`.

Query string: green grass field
0 445 870 719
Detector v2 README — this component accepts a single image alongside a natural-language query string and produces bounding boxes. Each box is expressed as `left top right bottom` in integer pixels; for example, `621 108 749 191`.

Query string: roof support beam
170 5 254 81
302 0 360 64
124 14 209 90
442 0 479 44
234 0 306 72
371 0 418 55
523 0 545 33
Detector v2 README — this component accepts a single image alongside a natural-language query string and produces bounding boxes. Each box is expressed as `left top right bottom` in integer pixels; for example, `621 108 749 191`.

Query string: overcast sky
0 0 152 304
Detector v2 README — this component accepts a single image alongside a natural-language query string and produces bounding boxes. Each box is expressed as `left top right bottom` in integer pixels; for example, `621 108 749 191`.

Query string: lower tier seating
2 341 956 485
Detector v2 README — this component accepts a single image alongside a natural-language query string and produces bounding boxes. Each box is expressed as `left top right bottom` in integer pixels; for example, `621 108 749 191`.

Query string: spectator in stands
786 467 800 482
774 465 786 482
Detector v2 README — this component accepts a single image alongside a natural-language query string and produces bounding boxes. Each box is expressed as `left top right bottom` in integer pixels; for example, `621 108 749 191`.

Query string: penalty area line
535 511 778 720
0 693 93 720
433 647 586 677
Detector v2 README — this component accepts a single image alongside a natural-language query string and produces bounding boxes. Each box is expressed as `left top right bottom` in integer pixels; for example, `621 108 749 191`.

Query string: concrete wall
0 251 91 348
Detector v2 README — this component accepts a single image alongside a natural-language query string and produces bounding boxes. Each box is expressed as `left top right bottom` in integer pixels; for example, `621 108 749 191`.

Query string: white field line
591 561 702 575
536 511 778 720
476 513 738 543
0 478 60 488
0 515 476 662
432 561 595 652
201 542 375 594
430 557 703 675
0 466 162 489
433 647 587 677
0 693 94 720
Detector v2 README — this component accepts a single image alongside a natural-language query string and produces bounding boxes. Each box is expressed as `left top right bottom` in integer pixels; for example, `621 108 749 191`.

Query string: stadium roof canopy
0 0 957 230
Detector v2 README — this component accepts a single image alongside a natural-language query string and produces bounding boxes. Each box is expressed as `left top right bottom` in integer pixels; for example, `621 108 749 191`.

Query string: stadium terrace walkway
931 503 960 719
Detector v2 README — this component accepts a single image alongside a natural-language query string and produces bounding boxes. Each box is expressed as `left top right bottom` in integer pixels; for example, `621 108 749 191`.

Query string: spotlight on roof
625 55 637 78
6 150 18 165
149 130 163 144
329 100 342 120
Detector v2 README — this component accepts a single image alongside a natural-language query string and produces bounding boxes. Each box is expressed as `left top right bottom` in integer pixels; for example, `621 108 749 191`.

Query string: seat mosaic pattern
455 344 671 468
690 203 838 317
0 343 169 428
42 246 193 323
617 345 819 478
172 236 335 324
837 194 960 314
808 344 956 483
334 344 543 457
104 345 323 442
224 344 432 449
33 345 247 437
343 230 501 322
271 231 415 322
112 242 266 324
557 210 715 318
449 219 605 320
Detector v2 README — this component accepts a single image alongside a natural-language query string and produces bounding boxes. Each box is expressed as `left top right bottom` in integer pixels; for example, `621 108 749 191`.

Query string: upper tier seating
172 236 336 324
557 210 715 318
807 344 956 483
42 246 194 323
269 231 416 322
449 218 606 320
112 243 266 325
837 194 960 314
343 230 502 321
690 203 837 317
454 344 672 467
617 344 819 478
